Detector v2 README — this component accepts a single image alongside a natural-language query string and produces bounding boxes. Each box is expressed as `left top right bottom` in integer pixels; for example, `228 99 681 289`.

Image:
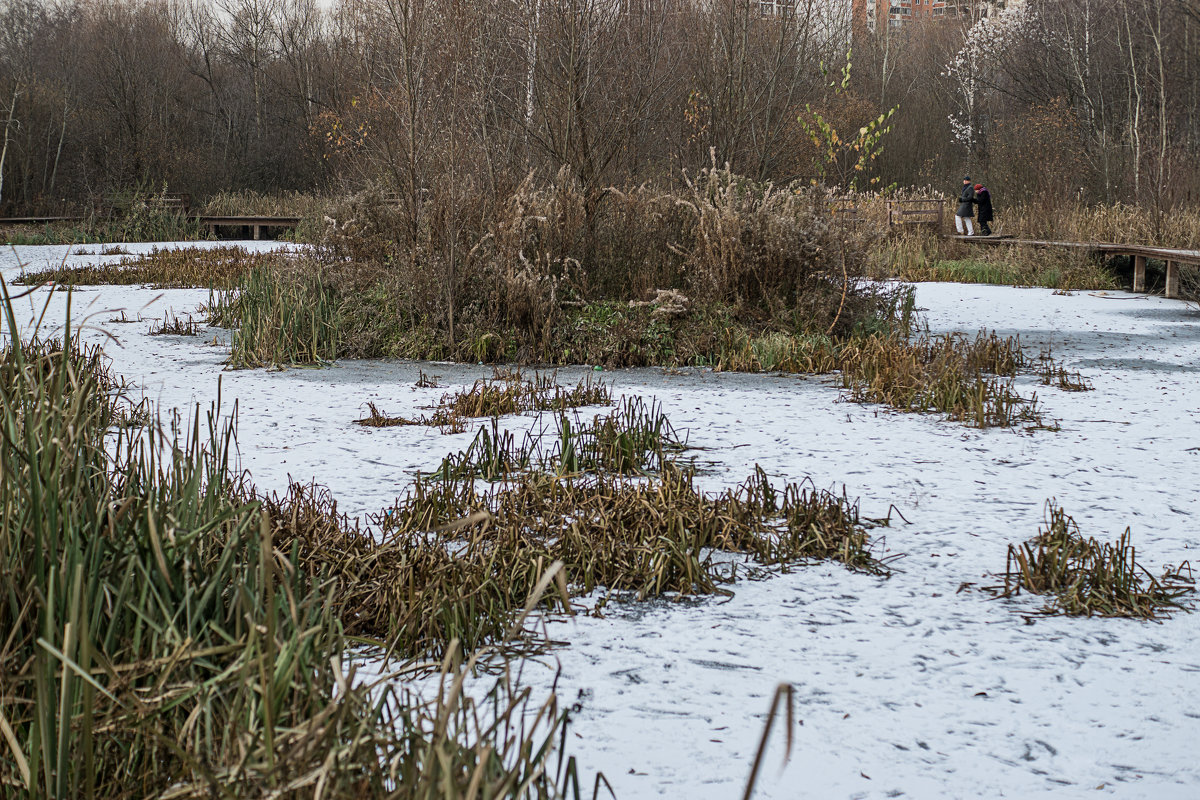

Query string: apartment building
852 0 1003 30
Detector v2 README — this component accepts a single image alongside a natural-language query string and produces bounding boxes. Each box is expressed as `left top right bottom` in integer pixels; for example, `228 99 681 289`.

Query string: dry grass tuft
148 312 201 336
441 369 612 417
16 245 274 288
837 331 1045 428
992 503 1194 619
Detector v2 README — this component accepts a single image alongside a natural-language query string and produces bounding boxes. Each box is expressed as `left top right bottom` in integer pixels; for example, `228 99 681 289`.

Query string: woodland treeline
1 0 1198 215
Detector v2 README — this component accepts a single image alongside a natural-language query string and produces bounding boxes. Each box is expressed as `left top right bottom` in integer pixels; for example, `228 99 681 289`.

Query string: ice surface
4 243 1199 799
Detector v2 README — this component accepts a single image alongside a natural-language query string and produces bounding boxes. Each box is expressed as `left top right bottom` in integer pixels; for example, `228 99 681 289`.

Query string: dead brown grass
991 503 1194 619
16 245 277 288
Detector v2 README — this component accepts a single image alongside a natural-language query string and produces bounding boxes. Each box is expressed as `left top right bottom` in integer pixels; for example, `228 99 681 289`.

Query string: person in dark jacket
955 176 975 235
974 183 994 236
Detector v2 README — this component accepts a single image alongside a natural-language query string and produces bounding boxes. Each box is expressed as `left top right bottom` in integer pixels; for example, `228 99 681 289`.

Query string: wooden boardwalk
949 235 1200 298
199 215 301 239
0 213 301 240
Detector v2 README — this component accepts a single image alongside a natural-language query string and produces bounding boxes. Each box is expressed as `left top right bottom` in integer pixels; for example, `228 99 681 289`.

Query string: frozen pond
4 243 1200 799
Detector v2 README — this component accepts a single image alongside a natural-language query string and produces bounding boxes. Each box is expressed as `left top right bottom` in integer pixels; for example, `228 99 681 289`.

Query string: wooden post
1133 255 1146 293
253 224 261 241
1165 260 1180 298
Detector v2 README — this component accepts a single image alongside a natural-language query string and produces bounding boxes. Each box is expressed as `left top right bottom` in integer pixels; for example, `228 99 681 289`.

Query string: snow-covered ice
4 243 1199 799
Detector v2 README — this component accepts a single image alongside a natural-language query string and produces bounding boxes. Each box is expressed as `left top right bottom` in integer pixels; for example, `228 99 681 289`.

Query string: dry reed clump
201 189 326 218
991 503 1194 619
441 370 612 417
716 329 843 373
318 187 406 263
871 231 1118 291
287 395 894 656
0 279 585 798
373 464 893 619
426 396 688 481
204 171 909 369
1006 202 1200 251
15 245 273 288
218 170 900 369
355 401 467 434
1036 351 1093 392
354 371 611 433
355 400 425 428
147 312 201 336
837 330 1051 428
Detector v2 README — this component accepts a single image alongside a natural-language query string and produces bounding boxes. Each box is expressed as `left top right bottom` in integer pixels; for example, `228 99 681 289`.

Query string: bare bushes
271 169 899 366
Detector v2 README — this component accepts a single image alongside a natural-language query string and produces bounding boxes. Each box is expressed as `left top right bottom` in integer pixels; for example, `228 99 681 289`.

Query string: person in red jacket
974 183 994 236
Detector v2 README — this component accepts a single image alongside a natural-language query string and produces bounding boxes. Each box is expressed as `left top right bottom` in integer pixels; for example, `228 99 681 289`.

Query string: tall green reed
0 277 582 799
209 263 340 368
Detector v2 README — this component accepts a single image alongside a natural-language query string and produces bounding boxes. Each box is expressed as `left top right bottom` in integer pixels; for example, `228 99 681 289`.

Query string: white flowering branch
943 1 1036 155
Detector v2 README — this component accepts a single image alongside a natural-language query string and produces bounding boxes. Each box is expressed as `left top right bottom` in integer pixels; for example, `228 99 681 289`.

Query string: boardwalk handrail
887 198 943 229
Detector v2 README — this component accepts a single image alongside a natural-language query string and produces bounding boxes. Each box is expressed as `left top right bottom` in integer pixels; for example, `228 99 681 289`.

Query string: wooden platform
0 215 86 225
950 235 1200 298
199 215 301 239
0 213 302 241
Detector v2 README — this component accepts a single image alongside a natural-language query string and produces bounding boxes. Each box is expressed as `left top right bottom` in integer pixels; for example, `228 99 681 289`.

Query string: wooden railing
887 199 944 229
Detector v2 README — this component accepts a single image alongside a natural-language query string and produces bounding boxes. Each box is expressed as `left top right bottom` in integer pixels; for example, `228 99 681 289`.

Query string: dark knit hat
962 175 971 181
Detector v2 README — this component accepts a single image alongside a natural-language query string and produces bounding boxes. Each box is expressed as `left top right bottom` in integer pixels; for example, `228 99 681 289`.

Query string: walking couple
954 176 994 236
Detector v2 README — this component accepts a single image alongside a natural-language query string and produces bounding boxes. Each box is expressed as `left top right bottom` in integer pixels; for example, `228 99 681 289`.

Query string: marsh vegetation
991 503 1194 620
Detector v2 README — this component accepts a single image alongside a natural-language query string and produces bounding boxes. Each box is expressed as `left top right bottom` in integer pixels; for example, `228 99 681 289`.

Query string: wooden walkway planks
0 214 302 241
199 215 301 240
947 234 1200 298
0 215 86 224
